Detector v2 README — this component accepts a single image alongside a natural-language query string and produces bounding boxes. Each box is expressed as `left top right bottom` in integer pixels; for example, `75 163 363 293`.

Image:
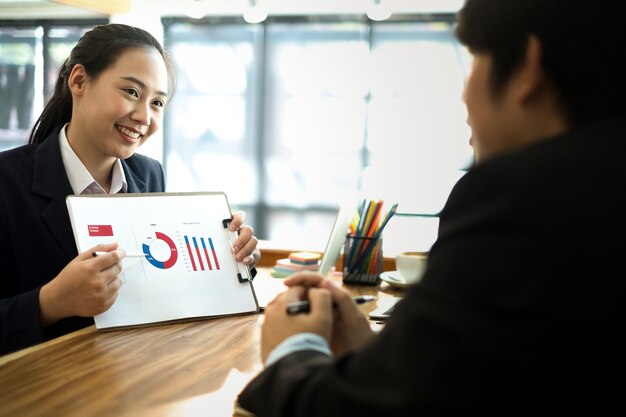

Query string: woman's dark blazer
0 127 165 354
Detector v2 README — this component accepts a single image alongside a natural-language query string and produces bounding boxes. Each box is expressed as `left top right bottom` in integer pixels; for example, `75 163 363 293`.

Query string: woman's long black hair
28 23 176 144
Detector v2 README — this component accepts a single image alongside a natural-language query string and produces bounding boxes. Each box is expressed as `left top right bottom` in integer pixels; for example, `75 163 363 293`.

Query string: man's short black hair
455 0 626 125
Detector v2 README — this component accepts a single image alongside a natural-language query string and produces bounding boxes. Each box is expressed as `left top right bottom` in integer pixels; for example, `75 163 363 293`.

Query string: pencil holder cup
342 234 383 286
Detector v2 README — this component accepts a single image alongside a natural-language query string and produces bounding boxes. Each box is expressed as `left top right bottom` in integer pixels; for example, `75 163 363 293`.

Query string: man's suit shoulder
458 117 625 200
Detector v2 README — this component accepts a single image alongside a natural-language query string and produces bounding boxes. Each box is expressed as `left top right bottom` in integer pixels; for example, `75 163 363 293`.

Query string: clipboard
66 192 259 330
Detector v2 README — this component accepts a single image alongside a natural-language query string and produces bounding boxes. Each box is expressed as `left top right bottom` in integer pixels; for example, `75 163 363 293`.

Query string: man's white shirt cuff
265 332 331 367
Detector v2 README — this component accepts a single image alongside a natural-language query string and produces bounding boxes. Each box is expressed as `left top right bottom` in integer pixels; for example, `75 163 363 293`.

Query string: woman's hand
39 243 125 326
230 210 260 267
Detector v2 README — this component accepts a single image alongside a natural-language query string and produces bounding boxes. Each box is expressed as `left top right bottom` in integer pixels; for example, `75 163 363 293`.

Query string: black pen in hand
286 295 377 315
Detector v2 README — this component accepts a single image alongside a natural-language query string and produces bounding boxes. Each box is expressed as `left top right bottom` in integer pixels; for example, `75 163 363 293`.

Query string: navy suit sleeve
0 288 45 355
0 209 42 354
0 142 77 355
0 148 48 354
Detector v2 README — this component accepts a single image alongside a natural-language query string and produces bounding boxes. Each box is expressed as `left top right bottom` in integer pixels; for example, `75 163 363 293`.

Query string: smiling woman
64 47 169 183
0 23 261 355
0 24 173 356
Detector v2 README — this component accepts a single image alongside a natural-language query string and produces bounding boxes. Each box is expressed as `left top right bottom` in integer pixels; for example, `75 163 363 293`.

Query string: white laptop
317 203 353 276
254 201 355 309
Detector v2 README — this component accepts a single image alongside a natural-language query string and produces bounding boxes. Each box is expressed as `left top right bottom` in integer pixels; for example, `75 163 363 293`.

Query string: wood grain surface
0 268 405 417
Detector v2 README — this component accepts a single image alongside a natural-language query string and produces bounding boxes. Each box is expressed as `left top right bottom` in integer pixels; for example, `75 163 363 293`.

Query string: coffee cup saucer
380 271 413 288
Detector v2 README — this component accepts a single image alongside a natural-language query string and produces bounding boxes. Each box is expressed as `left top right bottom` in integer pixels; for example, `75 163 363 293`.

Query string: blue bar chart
183 235 221 272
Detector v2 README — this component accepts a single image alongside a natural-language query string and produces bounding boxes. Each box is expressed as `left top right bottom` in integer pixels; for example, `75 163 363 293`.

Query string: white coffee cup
395 251 428 284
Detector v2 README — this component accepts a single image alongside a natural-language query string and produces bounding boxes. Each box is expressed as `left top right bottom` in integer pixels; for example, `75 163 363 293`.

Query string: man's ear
67 64 88 96
515 35 546 104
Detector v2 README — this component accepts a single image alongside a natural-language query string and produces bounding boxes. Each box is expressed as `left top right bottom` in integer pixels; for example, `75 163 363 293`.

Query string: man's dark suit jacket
0 127 165 354
238 117 626 415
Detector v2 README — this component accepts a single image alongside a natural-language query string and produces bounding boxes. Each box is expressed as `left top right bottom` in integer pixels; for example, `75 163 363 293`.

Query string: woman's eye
152 99 165 108
125 88 139 97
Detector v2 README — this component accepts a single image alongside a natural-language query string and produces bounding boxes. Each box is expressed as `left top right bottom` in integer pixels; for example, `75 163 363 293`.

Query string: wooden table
0 269 404 417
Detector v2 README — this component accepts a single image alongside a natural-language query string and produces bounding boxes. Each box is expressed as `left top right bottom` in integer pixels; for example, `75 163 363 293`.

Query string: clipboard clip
223 218 252 283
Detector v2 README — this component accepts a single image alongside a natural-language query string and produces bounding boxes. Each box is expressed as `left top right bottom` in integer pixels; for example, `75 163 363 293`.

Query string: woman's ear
67 64 88 96
515 35 546 104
